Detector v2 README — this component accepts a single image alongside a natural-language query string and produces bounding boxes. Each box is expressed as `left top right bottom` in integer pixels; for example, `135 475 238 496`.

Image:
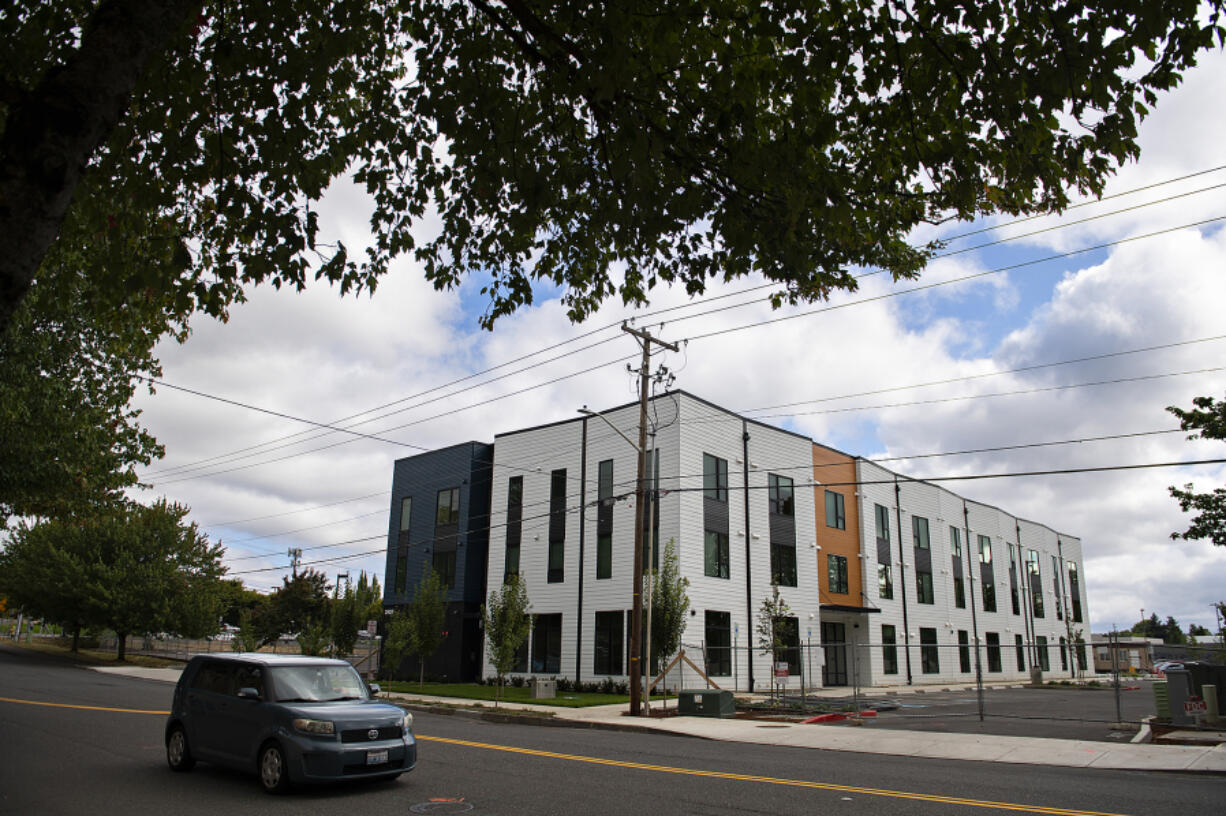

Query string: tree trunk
116 633 127 662
70 624 81 653
0 0 202 336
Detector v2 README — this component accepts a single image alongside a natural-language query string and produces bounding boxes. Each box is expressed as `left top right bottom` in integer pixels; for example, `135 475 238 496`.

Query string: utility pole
624 322 678 717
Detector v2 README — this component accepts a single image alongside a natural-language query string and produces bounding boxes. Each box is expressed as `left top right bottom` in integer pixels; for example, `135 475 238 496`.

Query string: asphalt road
2 644 1222 816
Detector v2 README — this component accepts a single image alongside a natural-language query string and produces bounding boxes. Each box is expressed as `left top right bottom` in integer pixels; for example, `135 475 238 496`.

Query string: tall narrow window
1027 550 1044 618
882 625 898 674
1015 634 1026 671
705 611 732 677
979 535 996 612
768 474 794 516
1052 555 1063 620
878 564 893 599
593 611 623 675
704 531 729 578
920 628 940 674
1036 635 1050 671
875 504 890 542
912 516 930 549
949 526 961 558
504 477 522 582
986 633 1002 673
399 497 412 532
916 570 934 604
958 630 972 673
825 490 845 529
774 616 801 676
532 614 562 674
596 460 613 580
396 496 412 594
827 554 849 594
1068 562 1083 623
548 469 566 583
772 541 797 587
703 454 728 502
435 487 460 525
953 576 966 608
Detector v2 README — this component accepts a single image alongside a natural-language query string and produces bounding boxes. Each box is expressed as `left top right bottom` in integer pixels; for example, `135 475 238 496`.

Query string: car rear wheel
258 742 291 794
166 726 195 772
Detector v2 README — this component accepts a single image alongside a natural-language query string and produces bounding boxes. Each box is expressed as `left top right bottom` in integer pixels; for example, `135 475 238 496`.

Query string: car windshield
267 664 369 702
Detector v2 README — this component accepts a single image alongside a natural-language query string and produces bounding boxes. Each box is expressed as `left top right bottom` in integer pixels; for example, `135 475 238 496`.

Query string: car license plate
366 749 388 765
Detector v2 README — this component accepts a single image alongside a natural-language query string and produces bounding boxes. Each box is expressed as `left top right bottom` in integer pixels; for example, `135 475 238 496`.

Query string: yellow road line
0 697 1135 816
0 696 169 715
418 735 1134 816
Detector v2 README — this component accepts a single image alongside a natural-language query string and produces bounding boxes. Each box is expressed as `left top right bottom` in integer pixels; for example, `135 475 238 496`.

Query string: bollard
1203 684 1220 727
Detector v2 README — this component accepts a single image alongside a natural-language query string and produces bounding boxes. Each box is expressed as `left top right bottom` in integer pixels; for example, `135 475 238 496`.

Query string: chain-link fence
95 634 383 676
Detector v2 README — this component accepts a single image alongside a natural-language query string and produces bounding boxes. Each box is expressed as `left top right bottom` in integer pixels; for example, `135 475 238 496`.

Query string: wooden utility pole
623 323 678 717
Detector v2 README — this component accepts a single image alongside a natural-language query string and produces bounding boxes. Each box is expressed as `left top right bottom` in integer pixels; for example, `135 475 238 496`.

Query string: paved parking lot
808 684 1157 742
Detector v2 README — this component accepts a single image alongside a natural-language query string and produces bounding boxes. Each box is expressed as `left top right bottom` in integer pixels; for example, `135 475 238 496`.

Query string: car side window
234 665 264 697
189 662 233 695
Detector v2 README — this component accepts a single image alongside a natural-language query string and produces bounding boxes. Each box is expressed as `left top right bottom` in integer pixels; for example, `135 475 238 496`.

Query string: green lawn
379 681 679 708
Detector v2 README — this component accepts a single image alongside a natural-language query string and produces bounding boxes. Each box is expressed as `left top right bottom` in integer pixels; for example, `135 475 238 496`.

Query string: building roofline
392 440 492 466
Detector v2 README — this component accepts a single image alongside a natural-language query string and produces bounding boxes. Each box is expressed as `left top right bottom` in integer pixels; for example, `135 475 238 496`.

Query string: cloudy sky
130 46 1226 636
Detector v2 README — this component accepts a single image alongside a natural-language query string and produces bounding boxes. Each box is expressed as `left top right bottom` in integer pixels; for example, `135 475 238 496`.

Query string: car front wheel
166 726 195 772
258 742 291 794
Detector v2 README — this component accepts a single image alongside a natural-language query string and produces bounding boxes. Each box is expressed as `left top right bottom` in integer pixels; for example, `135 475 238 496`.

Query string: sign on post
1184 696 1208 716
775 662 790 679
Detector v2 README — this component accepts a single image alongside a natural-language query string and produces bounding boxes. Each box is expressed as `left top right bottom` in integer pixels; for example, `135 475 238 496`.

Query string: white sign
1185 697 1208 715
366 620 378 636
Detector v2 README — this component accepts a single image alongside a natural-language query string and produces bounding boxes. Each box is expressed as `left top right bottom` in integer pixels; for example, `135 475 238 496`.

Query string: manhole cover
410 800 475 814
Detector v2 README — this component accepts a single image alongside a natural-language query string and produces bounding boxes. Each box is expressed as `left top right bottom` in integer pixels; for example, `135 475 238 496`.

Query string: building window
768 474 794 516
978 534 992 564
825 490 845 529
773 616 801 676
1068 562 1083 623
432 549 456 588
1059 636 1069 671
772 542 797 587
1009 547 1021 616
705 611 732 677
548 469 566 583
596 460 613 580
703 454 728 502
1027 550 1044 618
913 516 930 549
1053 555 1064 621
958 630 972 673
399 496 412 532
504 476 522 582
952 576 966 608
704 530 729 578
394 546 408 595
982 581 997 613
916 570 934 604
1015 634 1026 671
920 628 939 674
1075 639 1088 671
827 554 849 594
949 526 961 558
878 564 893 599
435 487 460 525
875 503 890 542
594 611 623 676
882 625 898 675
986 632 1002 673
532 614 562 674
1036 635 1050 671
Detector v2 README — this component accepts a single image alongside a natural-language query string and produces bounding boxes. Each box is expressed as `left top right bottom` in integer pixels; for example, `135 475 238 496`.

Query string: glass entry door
822 621 847 686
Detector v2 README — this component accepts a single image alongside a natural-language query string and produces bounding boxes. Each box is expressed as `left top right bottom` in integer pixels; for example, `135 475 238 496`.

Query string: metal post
1112 627 1123 725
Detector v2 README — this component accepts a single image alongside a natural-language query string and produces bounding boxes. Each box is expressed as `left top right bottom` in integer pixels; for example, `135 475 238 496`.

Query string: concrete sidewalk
91 665 1226 774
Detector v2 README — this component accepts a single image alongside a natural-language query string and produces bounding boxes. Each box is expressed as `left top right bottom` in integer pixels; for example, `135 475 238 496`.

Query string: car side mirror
237 687 260 700
367 683 381 696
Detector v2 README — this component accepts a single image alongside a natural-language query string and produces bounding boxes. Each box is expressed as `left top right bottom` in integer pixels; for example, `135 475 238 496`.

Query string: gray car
164 653 416 793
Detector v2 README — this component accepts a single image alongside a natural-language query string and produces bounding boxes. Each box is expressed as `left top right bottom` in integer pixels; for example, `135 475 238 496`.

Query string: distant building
384 392 1090 689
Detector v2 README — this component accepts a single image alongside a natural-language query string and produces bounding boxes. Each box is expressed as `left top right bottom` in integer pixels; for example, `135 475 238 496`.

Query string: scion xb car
165 653 416 793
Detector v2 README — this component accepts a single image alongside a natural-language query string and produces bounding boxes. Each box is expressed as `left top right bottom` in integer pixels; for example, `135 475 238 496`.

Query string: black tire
258 742 291 794
166 725 195 772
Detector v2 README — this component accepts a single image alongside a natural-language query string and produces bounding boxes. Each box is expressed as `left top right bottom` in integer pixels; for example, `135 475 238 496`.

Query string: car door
182 660 232 760
212 664 267 766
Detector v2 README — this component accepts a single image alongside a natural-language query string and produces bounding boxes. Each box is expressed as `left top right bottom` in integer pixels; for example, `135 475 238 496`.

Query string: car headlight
402 712 414 731
293 718 335 736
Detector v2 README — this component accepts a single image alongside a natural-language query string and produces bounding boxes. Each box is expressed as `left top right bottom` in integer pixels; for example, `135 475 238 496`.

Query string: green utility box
677 689 735 718
1153 681 1171 720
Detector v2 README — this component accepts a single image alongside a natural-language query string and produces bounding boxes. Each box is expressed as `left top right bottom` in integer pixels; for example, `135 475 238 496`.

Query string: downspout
576 417 587 684
963 502 984 720
894 476 913 685
743 421 755 693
